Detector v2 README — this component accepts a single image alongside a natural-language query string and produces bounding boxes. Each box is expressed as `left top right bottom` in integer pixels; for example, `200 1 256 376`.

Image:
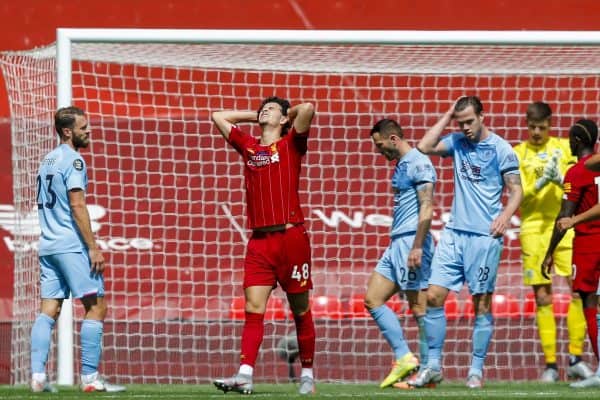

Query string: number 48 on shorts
291 263 310 281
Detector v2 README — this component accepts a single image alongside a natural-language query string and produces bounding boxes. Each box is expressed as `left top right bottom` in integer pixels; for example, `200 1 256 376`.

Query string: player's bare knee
581 292 596 309
244 301 267 314
410 303 426 316
87 304 107 320
472 293 492 315
291 306 310 317
426 287 447 308
289 295 310 316
363 295 384 310
81 295 107 319
40 299 62 319
41 309 60 321
535 292 553 307
533 284 553 306
286 291 310 315
426 296 444 308
474 302 492 315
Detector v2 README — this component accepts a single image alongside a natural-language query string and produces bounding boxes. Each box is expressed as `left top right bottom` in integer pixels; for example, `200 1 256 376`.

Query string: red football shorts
243 224 313 293
572 250 600 293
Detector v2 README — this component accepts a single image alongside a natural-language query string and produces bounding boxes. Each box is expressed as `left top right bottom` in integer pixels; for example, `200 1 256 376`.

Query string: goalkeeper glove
535 151 563 191
534 175 549 191
543 151 563 185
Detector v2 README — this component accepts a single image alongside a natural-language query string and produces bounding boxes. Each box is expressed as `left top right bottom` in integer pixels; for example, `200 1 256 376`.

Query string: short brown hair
55 106 85 138
370 118 403 139
526 101 552 122
455 96 483 115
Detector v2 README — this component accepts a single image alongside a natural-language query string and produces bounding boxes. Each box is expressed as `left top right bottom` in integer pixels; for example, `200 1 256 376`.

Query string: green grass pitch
1 382 599 399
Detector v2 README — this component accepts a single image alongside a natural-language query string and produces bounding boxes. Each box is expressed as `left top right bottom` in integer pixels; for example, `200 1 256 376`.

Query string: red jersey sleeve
563 163 584 203
227 125 255 155
563 156 600 245
288 126 309 156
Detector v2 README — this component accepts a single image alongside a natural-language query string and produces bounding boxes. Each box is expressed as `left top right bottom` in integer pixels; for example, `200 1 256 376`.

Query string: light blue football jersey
37 144 88 256
440 132 519 235
390 148 437 237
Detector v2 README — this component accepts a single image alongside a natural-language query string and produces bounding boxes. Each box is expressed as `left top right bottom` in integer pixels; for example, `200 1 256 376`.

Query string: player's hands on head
89 248 105 274
446 100 459 120
447 97 465 118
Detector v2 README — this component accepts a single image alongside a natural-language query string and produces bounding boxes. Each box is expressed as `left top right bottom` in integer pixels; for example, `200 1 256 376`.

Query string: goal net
2 30 600 384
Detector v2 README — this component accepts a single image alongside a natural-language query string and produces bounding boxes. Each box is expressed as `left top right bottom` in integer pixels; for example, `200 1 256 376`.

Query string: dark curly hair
257 96 291 135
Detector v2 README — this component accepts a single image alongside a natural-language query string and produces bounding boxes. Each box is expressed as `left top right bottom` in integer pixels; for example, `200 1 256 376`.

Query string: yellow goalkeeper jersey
513 137 576 234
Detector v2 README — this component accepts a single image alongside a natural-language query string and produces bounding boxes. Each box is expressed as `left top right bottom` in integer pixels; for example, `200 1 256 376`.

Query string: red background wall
1 0 600 119
1 0 600 383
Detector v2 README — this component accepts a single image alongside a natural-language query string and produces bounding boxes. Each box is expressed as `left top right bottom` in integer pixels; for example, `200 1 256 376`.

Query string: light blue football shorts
375 233 434 291
429 228 502 295
39 252 104 299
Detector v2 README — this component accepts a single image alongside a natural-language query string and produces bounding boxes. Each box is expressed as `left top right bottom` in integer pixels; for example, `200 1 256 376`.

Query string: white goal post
2 28 600 385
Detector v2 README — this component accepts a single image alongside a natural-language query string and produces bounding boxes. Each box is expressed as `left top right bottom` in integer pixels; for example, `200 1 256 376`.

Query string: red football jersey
563 154 600 252
228 125 308 229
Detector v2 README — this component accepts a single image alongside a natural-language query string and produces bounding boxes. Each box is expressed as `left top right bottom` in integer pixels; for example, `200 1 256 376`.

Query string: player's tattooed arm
408 182 434 269
490 173 523 237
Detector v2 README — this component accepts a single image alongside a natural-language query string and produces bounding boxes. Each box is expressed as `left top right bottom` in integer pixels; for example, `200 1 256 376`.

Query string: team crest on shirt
269 143 280 163
247 143 279 168
73 159 84 171
479 148 495 162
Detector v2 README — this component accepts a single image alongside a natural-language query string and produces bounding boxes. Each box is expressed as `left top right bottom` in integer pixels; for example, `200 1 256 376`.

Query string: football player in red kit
542 119 600 388
211 97 316 395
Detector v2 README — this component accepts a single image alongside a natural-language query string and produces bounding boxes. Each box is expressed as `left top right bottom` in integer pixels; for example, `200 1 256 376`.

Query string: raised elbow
211 111 222 124
303 102 315 113
416 143 431 154
298 102 315 118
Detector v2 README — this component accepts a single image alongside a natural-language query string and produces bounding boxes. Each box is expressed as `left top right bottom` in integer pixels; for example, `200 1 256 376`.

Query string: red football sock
239 311 265 367
583 307 598 359
294 309 316 368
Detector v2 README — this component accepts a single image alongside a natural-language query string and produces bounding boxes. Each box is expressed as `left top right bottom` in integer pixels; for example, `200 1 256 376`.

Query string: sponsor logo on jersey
247 149 277 168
